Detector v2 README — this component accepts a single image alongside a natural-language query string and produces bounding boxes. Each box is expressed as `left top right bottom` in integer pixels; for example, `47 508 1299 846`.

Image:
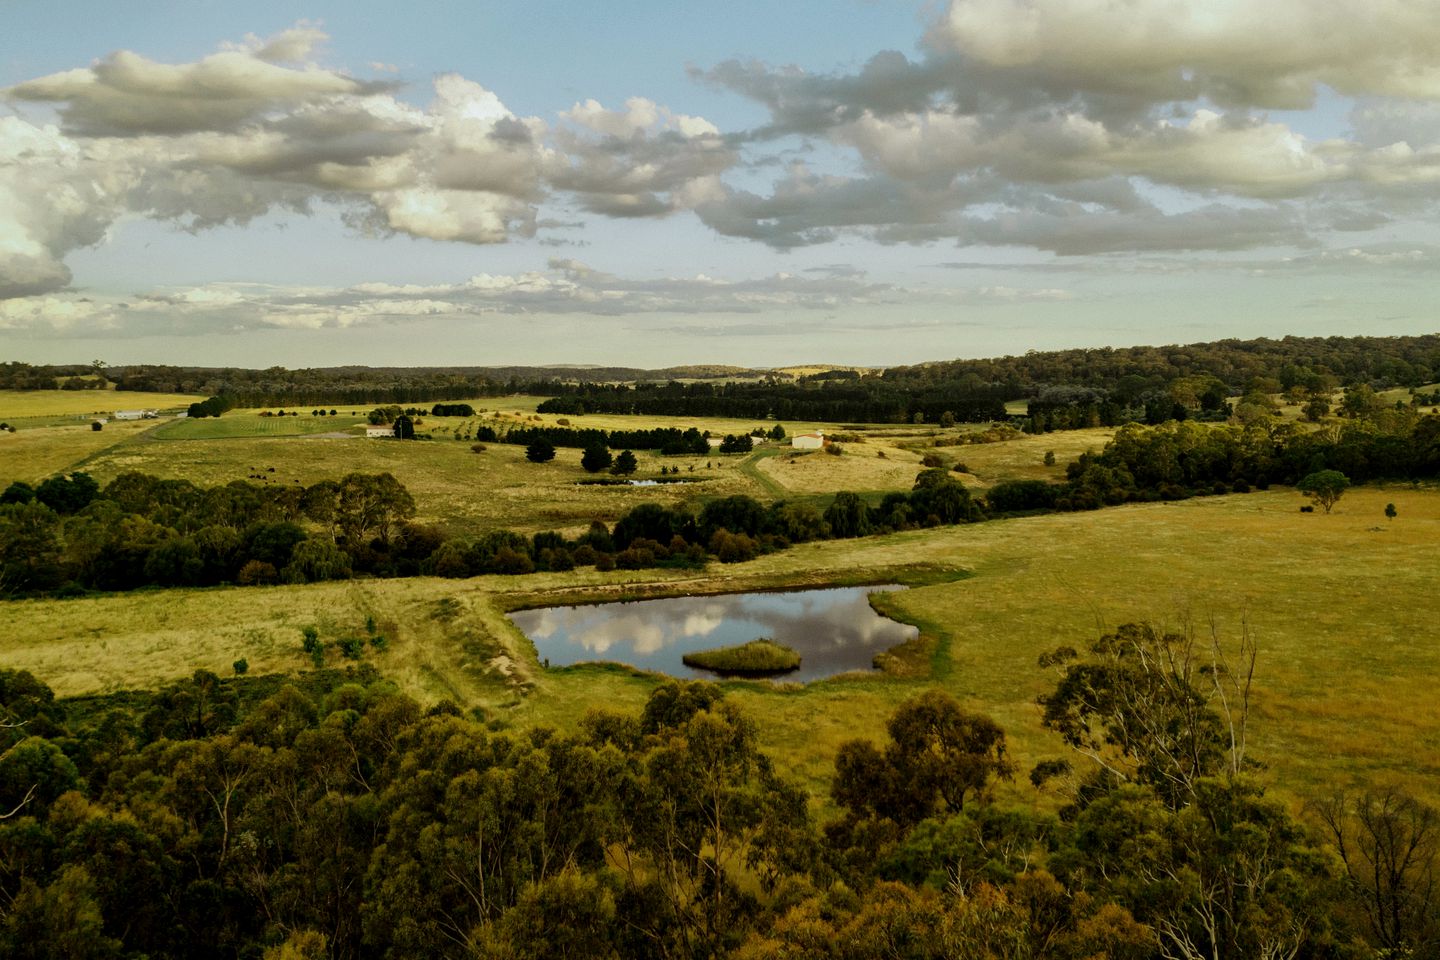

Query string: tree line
535 379 1011 424
480 423 714 455
1 621 1435 958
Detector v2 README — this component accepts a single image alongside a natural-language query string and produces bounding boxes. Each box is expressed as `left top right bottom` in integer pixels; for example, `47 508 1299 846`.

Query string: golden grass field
0 388 205 418
5 481 1436 808
0 420 160 485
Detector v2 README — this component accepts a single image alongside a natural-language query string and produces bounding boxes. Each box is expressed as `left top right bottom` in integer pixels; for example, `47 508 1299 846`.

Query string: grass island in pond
682 638 801 677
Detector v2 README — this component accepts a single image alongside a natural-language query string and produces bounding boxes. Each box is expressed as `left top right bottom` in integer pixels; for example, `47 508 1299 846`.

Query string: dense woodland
2 638 1437 958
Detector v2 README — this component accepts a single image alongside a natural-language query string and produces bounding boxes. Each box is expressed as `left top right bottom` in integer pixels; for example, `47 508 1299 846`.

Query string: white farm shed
365 424 394 438
791 431 826 450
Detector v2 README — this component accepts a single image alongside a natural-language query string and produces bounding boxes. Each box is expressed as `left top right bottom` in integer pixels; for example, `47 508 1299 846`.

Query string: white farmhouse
791 431 826 450
365 424 394 438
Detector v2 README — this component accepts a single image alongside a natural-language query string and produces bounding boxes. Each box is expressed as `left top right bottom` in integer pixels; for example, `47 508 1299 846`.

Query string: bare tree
1313 787 1440 956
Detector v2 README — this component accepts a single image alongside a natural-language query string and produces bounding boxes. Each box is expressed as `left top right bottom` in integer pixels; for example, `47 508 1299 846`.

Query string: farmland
5 391 1438 807
6 472 1436 805
10 399 958 535
5 356 1440 958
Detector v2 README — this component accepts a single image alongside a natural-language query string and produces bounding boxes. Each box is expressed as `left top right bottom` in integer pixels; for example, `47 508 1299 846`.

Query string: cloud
0 27 733 297
6 4 1440 293
928 0 1440 108
954 202 1310 255
0 260 925 338
547 97 736 217
691 162 995 248
0 118 127 297
690 0 1440 254
696 52 948 138
7 27 378 137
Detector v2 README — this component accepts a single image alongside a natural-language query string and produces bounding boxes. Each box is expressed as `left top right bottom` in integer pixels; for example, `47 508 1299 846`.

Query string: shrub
614 546 656 569
237 560 279 586
489 547 535 575
921 453 944 468
301 626 320 654
825 443 844 456
541 547 575 571
611 450 638 475
581 444 613 473
232 658 249 675
709 529 760 564
985 479 1059 513
338 635 365 659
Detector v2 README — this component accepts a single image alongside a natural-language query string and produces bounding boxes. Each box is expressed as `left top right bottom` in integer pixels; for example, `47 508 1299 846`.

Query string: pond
509 585 918 682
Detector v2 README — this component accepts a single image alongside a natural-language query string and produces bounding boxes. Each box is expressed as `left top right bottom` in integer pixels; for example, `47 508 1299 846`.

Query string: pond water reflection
509 585 917 682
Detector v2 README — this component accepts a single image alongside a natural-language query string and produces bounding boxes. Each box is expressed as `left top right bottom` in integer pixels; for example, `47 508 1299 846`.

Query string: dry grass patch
758 445 925 495
0 389 205 419
937 427 1115 489
0 420 160 486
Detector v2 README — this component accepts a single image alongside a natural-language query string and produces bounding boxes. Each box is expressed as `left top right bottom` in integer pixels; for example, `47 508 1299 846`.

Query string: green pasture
6 484 1437 808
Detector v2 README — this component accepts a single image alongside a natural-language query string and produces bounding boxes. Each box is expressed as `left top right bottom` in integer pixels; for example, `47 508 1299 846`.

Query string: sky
2 0 1439 369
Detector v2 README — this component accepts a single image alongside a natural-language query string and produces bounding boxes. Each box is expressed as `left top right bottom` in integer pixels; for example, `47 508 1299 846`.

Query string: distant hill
769 364 882 379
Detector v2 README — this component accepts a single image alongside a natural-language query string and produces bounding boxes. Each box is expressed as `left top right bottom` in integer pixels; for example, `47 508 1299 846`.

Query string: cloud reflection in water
510 586 917 682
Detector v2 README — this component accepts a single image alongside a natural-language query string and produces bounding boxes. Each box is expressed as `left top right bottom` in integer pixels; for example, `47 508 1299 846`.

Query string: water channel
509 585 918 682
